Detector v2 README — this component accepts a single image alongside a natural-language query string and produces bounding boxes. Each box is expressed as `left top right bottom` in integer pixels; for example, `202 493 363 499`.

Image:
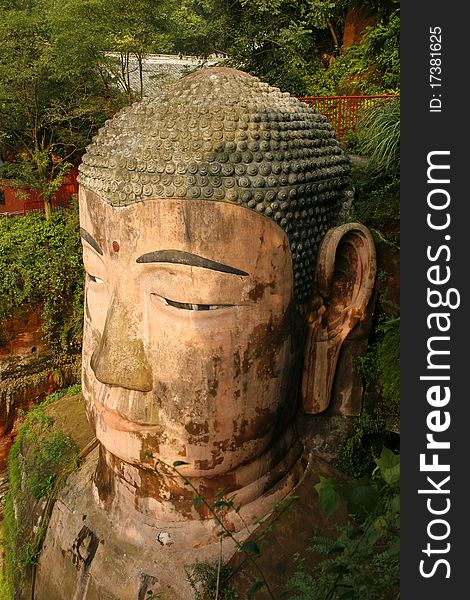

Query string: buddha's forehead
78 67 350 302
79 188 292 297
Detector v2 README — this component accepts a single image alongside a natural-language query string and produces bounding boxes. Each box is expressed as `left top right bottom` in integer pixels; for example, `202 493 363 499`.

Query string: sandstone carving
30 67 376 600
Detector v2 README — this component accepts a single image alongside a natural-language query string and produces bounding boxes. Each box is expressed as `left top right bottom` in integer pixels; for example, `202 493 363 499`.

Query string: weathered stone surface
79 191 306 523
45 392 96 451
2 393 93 599
36 450 238 600
34 446 346 600
0 308 47 361
16 395 301 600
229 455 348 598
0 309 52 441
330 293 376 416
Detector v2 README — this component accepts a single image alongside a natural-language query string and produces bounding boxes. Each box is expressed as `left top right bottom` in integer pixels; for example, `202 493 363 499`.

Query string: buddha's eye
151 293 232 311
87 273 104 285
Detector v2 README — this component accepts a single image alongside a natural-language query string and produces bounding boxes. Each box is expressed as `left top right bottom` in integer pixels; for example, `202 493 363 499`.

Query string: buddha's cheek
145 309 296 474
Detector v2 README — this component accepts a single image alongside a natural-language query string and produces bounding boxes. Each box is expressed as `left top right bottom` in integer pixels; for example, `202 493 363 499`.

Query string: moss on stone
1 386 80 599
0 353 80 441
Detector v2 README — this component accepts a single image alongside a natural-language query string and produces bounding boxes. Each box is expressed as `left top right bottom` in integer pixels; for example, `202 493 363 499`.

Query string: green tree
100 0 171 100
167 0 344 96
0 0 124 218
167 0 398 97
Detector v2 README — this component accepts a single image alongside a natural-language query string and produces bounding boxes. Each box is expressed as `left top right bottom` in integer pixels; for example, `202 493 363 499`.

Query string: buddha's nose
90 295 153 392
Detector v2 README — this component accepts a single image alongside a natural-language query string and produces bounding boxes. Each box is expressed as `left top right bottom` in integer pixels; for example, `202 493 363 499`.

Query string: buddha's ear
301 223 376 414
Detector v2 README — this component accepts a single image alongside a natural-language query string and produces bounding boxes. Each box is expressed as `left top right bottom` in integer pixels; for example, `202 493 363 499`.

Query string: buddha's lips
93 398 162 433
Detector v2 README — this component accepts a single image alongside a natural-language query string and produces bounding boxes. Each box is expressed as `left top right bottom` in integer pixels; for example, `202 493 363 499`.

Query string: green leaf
344 480 379 519
192 496 203 506
248 580 266 598
373 516 389 533
314 476 340 518
241 540 261 557
375 448 400 488
375 447 400 471
217 530 230 537
381 462 400 488
365 525 383 546
172 460 189 467
390 494 400 513
213 498 234 512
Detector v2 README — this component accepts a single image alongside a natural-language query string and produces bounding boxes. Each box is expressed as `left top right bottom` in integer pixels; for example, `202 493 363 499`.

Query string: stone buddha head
77 68 375 523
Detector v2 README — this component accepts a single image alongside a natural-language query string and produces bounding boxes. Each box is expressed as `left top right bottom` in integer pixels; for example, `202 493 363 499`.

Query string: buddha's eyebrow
80 228 104 256
136 250 249 276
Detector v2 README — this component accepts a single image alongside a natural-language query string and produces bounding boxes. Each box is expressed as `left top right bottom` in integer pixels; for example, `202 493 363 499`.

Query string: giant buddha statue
32 68 375 599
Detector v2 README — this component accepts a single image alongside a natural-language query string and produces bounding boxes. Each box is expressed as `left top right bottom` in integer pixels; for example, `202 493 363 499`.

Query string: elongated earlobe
301 223 376 414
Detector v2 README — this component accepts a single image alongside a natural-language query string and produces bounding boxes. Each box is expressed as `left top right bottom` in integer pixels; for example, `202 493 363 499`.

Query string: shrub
288 448 400 600
0 201 84 353
355 99 400 172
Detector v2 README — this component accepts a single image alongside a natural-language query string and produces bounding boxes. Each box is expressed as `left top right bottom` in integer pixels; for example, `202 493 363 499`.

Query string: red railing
0 169 78 218
298 94 399 139
1 193 73 218
23 194 70 215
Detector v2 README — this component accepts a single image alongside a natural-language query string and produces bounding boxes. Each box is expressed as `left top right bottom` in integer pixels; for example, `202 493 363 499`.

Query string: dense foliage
354 98 400 170
0 202 84 353
350 97 400 244
288 447 400 599
352 168 400 233
336 319 400 478
0 1 125 213
350 96 400 230
167 1 399 96
334 92 400 479
338 7 399 94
